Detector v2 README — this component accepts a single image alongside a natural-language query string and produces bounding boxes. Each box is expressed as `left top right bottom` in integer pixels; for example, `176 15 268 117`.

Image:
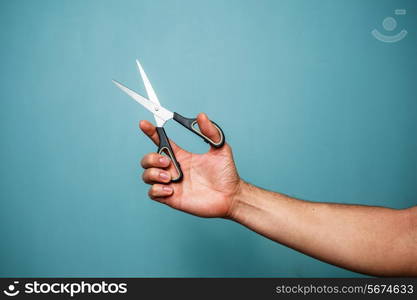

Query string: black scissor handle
173 112 225 148
156 127 183 183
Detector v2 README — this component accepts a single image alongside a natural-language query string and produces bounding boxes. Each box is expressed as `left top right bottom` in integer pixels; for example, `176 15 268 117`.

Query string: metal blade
136 59 161 107
112 79 173 126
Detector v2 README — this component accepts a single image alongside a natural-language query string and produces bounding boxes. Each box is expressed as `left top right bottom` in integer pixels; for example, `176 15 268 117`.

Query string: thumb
196 112 221 145
139 120 183 153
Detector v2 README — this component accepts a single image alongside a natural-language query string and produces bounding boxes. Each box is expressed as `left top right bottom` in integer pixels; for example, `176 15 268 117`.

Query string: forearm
229 181 417 276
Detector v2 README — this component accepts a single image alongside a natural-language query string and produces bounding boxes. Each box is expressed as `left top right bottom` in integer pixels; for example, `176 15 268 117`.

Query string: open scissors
113 60 225 183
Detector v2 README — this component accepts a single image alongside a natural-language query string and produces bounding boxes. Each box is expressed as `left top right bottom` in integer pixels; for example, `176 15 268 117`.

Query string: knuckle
148 186 156 198
141 153 156 168
149 153 158 165
142 168 163 184
224 143 232 153
152 168 161 179
146 168 157 181
140 156 147 168
142 169 151 183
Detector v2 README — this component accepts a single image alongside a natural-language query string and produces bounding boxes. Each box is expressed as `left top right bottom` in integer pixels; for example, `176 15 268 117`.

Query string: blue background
1 0 416 277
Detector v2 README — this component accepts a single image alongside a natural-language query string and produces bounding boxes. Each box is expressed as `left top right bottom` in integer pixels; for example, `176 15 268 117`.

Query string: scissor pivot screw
155 106 159 111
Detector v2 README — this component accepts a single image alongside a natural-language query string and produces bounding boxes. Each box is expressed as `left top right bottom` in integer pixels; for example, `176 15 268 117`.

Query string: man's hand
139 112 417 276
140 113 241 218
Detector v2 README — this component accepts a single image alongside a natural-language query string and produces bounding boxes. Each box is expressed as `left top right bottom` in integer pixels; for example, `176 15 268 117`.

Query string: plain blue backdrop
1 0 416 277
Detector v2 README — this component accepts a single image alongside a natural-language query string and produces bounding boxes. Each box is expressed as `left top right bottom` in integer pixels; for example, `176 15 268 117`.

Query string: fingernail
159 172 169 180
163 186 173 193
159 157 170 164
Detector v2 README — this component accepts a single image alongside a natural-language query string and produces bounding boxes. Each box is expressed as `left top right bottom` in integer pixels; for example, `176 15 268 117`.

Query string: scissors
113 60 225 183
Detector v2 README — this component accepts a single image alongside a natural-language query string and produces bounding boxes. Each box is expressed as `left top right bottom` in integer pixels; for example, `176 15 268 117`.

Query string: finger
139 120 160 145
142 168 171 184
148 184 174 200
141 153 171 169
196 113 221 144
139 120 182 152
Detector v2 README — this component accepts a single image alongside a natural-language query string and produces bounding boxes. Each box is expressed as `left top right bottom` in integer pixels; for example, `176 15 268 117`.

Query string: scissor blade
112 79 155 113
112 79 173 124
136 59 161 107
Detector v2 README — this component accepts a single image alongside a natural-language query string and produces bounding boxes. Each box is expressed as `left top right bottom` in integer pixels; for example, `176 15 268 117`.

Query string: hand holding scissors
113 60 225 182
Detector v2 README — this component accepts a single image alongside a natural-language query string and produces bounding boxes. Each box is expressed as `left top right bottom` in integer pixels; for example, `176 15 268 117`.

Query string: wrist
226 179 252 221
